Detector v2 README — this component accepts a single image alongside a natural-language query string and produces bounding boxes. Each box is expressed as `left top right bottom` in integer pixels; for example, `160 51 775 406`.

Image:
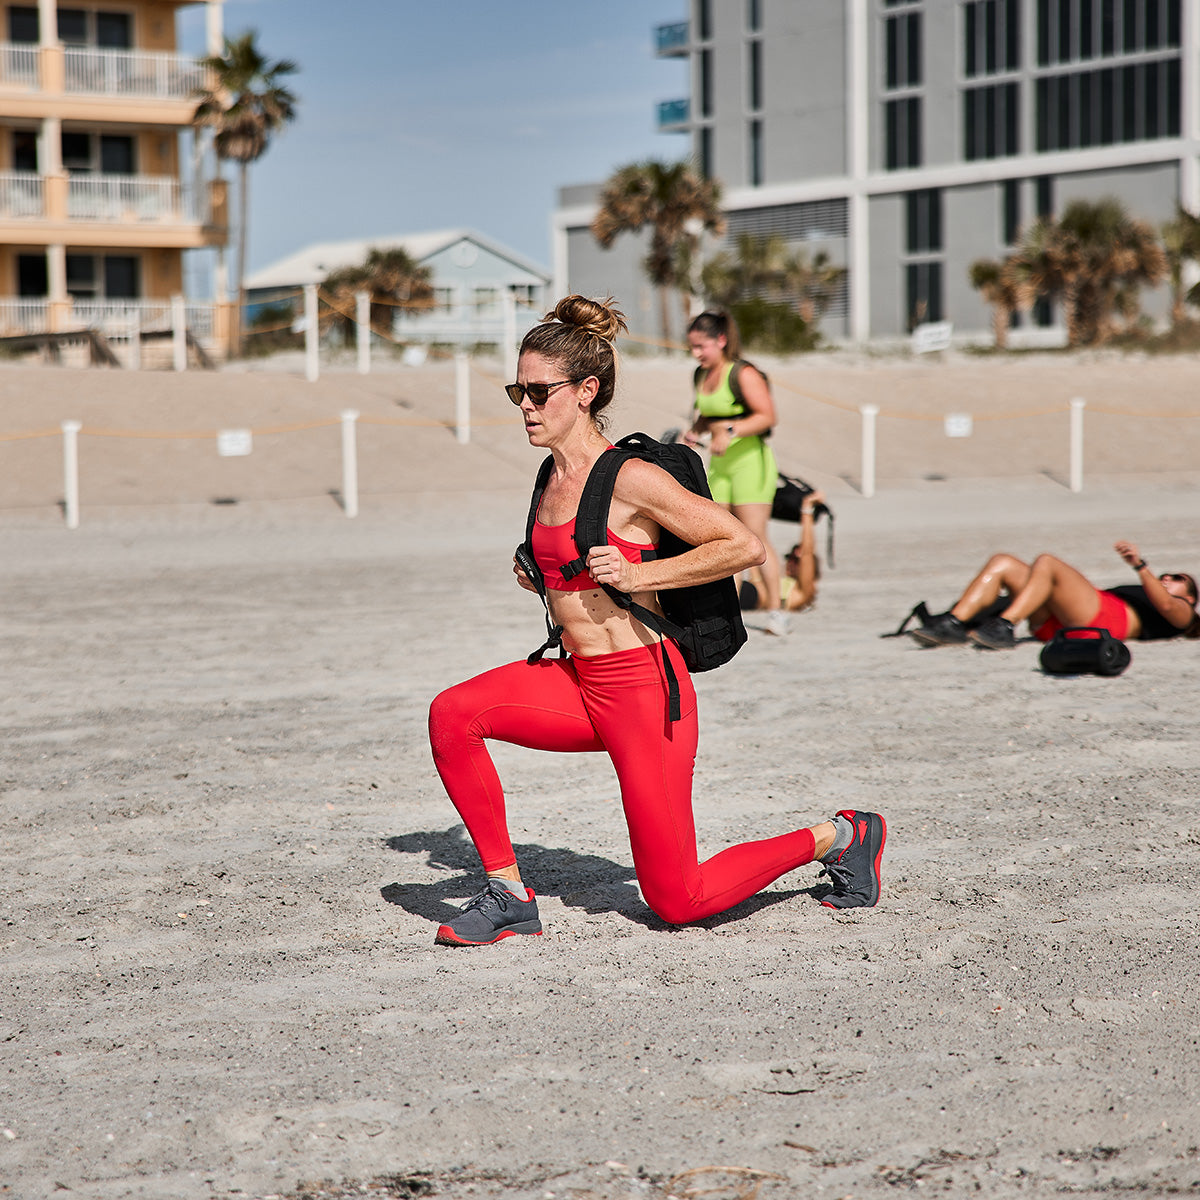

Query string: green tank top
694 363 742 419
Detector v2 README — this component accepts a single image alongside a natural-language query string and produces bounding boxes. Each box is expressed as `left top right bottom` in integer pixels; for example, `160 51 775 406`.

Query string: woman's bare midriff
548 587 668 657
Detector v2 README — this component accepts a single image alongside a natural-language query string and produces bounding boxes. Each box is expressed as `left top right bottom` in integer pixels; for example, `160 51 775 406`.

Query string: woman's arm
784 492 822 611
1114 540 1196 629
586 459 764 593
707 364 775 456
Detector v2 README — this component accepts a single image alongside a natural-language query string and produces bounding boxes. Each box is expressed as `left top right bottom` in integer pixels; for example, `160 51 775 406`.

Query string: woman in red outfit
912 541 1199 649
427 296 886 946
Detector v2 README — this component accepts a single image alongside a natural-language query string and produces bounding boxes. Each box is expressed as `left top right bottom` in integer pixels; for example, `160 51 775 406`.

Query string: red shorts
1033 588 1130 642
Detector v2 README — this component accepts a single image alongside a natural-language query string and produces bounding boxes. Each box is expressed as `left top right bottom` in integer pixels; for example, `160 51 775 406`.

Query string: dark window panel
1036 174 1053 218
57 8 87 44
1057 0 1071 61
697 0 711 41
1144 60 1160 138
1080 0 1095 58
1167 58 1181 136
1003 179 1021 244
908 12 922 86
965 89 978 159
700 48 712 117
965 4 978 76
8 6 38 42
1004 81 1019 153
986 0 999 72
104 256 140 300
1037 0 1050 66
1122 0 1138 53
12 130 38 172
985 84 997 157
749 39 762 109
1121 64 1137 141
1005 0 1020 68
1167 0 1181 46
1101 0 1116 55
1099 66 1115 142
100 135 135 174
95 11 130 48
887 16 899 88
17 254 47 297
1056 73 1071 148
1036 76 1050 150
1145 0 1161 50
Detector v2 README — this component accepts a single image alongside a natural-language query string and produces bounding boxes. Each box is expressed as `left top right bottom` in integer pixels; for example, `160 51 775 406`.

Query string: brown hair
519 295 627 431
687 309 742 360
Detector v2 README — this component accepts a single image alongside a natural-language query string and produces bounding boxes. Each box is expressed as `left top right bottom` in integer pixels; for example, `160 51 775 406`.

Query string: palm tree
969 257 1025 349
193 32 298 356
780 246 846 326
1160 207 1200 325
591 159 724 345
322 247 435 339
1009 197 1166 346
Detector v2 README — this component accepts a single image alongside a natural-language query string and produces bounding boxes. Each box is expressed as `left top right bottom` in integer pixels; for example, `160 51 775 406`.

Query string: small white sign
217 429 253 457
944 413 973 438
913 320 953 354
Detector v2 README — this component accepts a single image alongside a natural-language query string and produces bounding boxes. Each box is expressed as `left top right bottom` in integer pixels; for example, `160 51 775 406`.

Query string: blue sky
177 1 690 275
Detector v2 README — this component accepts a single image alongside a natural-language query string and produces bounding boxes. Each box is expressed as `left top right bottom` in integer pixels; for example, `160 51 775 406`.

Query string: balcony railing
655 22 689 56
0 298 49 335
68 174 203 223
0 171 44 218
71 299 214 337
657 98 690 130
64 46 207 99
0 42 39 86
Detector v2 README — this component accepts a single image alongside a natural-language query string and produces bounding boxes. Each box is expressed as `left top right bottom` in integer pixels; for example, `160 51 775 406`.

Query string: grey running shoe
435 879 543 946
819 810 886 909
968 615 1016 650
910 611 967 646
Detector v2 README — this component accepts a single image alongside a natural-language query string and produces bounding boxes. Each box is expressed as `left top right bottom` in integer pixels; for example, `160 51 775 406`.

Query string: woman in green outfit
683 310 785 636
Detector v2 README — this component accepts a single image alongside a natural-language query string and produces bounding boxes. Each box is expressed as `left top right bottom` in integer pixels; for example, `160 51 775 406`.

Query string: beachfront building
243 229 551 351
554 0 1199 346
0 0 229 348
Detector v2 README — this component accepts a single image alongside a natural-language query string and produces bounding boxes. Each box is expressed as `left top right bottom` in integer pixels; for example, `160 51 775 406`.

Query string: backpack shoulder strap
523 453 555 552
521 453 566 663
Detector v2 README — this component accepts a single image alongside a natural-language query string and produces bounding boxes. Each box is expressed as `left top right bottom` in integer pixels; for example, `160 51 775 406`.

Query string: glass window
964 82 1019 159
1036 175 1053 218
12 130 38 172
699 126 713 178
906 189 942 253
104 256 139 299
96 12 131 49
17 254 47 297
1003 179 1021 245
749 118 763 185
885 96 921 169
57 9 88 44
700 48 713 117
748 38 762 110
697 0 712 41
906 262 943 329
7 6 38 42
66 254 97 297
100 135 135 174
61 132 92 171
885 12 921 89
747 0 762 33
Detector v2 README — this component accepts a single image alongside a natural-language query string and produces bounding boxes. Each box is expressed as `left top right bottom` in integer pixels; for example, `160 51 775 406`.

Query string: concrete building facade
0 0 229 342
554 0 1199 345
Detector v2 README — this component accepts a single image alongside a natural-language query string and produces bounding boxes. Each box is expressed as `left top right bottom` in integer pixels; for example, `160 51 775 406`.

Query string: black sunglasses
1160 573 1190 583
505 378 583 406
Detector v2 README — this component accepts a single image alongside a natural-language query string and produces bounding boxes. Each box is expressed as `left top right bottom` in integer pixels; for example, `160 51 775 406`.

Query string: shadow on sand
381 824 821 932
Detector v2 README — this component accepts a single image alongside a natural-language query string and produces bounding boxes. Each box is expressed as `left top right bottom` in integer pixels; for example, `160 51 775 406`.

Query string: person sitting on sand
740 490 824 615
912 540 1200 649
426 295 886 947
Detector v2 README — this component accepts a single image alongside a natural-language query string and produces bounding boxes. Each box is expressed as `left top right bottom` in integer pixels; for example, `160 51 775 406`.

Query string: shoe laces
818 859 853 893
460 879 515 915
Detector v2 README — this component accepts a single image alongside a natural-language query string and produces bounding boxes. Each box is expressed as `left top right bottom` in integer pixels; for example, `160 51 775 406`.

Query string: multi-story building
555 0 1199 344
0 0 228 347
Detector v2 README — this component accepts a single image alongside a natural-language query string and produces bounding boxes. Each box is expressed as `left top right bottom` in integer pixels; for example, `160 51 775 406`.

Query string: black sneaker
819 810 886 909
435 879 543 946
968 615 1016 650
910 611 967 646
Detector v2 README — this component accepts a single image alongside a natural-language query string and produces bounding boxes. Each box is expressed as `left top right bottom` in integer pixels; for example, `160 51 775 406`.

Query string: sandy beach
2 350 1200 1200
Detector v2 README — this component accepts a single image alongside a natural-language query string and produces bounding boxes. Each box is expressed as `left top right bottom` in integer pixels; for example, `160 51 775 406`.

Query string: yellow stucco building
0 0 228 345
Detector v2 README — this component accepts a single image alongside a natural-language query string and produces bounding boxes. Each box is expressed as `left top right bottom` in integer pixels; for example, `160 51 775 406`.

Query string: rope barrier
0 428 60 442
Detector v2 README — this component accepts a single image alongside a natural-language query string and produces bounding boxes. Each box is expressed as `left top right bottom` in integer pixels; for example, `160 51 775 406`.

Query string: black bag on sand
1039 627 1131 676
771 473 835 566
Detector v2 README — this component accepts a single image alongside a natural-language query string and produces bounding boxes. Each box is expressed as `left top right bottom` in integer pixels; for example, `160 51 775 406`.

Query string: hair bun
548 294 628 344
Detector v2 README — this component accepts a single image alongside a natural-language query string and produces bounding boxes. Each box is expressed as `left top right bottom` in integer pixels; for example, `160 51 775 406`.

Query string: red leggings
428 641 817 925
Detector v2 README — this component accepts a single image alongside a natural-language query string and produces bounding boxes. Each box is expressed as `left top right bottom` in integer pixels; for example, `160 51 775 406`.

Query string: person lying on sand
911 541 1200 649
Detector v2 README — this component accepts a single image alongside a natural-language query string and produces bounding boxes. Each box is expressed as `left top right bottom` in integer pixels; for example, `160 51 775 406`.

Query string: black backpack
692 359 772 438
516 432 747 721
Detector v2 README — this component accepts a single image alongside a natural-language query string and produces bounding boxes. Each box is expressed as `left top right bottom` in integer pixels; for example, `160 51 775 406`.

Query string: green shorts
707 436 777 507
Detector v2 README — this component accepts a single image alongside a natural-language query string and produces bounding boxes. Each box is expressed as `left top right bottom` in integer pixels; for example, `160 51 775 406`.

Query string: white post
340 409 359 518
860 403 879 499
61 420 81 530
1069 397 1086 494
455 351 470 445
304 282 319 382
127 307 141 371
355 290 370 376
171 294 187 371
502 289 518 383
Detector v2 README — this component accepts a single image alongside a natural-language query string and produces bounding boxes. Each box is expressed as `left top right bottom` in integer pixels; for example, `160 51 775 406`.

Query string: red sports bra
532 512 657 591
